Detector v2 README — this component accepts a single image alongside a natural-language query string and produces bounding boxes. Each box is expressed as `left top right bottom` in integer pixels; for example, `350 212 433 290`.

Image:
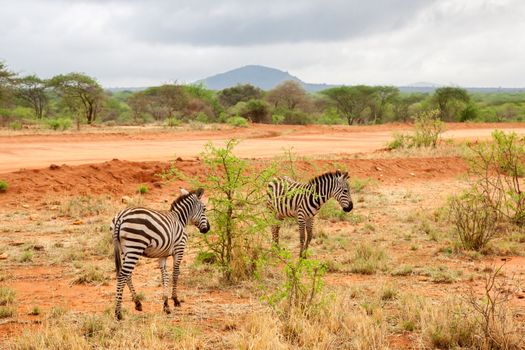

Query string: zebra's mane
169 189 202 210
307 170 346 185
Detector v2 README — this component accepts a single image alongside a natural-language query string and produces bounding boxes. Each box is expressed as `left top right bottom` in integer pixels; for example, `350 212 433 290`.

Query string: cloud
113 0 432 46
0 0 523 87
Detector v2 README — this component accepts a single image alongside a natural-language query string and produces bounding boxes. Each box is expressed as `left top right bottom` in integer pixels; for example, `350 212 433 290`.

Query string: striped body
268 170 353 257
112 189 209 320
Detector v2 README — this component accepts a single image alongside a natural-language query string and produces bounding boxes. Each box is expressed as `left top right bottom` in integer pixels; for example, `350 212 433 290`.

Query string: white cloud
0 0 523 87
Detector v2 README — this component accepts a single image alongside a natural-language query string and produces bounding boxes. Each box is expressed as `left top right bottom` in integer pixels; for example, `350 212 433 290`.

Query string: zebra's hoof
135 301 142 311
115 311 123 320
173 297 182 307
163 307 171 315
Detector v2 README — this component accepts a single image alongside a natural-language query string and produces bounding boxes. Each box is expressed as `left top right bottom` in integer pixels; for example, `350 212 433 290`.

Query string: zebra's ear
343 171 349 179
179 187 190 195
194 188 204 199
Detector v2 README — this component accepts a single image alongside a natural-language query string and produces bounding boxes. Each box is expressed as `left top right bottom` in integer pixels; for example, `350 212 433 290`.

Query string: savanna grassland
0 123 525 350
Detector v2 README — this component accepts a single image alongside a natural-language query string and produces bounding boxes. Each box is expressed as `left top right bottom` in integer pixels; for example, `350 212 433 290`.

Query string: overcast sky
1 0 524 87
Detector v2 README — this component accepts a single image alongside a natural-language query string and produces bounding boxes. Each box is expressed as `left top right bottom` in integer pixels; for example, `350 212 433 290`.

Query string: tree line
1 60 524 129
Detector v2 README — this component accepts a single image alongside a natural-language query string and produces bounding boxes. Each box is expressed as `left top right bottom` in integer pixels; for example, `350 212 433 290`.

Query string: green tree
369 86 399 124
0 61 16 106
138 84 189 121
184 84 224 119
127 91 149 123
266 80 310 111
49 73 105 126
14 75 49 119
433 87 470 120
240 99 270 123
218 84 263 108
392 93 426 122
321 85 376 125
164 140 276 283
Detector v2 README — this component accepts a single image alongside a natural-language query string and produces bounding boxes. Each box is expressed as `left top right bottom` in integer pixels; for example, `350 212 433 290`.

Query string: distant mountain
197 65 336 92
107 66 525 94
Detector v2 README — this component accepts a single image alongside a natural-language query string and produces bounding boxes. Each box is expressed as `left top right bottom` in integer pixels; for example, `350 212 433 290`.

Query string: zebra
111 187 210 320
267 170 353 257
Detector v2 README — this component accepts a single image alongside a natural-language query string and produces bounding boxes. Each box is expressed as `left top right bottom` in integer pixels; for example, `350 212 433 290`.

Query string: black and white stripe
267 170 353 257
111 188 209 320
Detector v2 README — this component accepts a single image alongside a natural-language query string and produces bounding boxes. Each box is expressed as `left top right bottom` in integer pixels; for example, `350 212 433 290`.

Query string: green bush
137 184 148 194
8 120 22 130
11 107 34 119
240 99 270 123
46 118 72 131
271 114 285 124
0 180 7 193
468 130 525 225
164 140 276 283
448 191 498 251
0 287 15 306
258 248 327 319
412 110 445 147
460 103 479 122
387 110 444 149
165 117 181 127
226 116 248 127
316 108 345 125
282 110 312 125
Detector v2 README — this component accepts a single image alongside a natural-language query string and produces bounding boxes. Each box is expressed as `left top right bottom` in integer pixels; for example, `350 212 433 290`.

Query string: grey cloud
112 0 433 46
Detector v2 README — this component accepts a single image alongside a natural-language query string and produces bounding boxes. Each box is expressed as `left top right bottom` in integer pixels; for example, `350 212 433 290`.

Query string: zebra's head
332 170 353 213
180 187 210 234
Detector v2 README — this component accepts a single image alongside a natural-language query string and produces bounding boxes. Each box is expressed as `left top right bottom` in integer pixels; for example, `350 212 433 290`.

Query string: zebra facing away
111 188 210 320
267 170 353 257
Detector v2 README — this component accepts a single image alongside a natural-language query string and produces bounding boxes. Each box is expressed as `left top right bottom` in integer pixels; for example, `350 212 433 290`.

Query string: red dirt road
2 123 525 173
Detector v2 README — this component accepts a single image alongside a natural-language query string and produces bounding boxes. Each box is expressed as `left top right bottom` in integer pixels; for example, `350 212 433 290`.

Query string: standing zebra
111 188 210 320
267 170 353 257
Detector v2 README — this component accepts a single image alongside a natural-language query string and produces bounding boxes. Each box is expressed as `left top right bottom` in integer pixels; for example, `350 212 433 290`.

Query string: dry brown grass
9 311 207 350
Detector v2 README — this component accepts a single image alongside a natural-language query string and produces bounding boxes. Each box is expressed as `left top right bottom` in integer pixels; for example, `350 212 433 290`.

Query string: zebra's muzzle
343 202 353 212
200 223 210 234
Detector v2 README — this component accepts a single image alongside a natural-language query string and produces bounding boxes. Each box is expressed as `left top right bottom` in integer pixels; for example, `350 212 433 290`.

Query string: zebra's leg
126 278 142 311
298 214 307 258
271 218 282 246
171 248 185 307
115 252 140 320
304 217 314 254
159 257 171 314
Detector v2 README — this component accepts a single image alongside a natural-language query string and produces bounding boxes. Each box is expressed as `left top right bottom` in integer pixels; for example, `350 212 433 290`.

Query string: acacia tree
50 73 105 126
369 86 399 124
0 61 16 106
266 80 310 111
15 75 49 119
393 93 426 122
433 87 470 121
127 91 149 123
131 84 189 121
321 85 376 125
218 84 263 108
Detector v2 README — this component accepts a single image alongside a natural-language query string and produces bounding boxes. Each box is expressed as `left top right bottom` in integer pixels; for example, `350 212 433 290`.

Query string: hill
197 65 334 92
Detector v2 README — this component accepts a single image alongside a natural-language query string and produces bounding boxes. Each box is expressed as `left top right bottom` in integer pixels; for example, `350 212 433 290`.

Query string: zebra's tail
111 215 122 277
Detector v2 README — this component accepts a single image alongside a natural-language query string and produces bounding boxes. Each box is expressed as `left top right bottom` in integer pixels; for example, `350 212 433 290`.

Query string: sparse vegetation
18 250 33 263
137 184 148 194
0 179 7 192
388 110 445 149
349 243 388 275
0 286 15 305
72 264 108 285
449 190 498 250
29 306 41 315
